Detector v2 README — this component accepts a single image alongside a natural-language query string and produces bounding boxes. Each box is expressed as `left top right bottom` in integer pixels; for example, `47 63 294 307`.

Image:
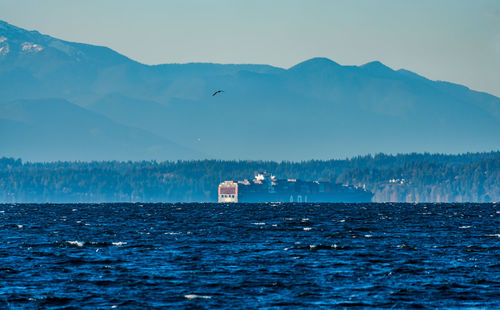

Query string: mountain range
1 20 499 161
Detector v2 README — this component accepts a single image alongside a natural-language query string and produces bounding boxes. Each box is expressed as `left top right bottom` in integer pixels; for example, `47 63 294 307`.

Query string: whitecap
252 222 266 225
486 234 500 238
184 294 211 300
459 226 471 229
364 234 373 238
303 227 312 231
17 225 23 228
66 240 84 247
112 242 127 246
164 232 181 235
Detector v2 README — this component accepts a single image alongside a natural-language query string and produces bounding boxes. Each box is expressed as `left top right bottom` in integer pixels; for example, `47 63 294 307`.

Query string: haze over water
1 203 499 308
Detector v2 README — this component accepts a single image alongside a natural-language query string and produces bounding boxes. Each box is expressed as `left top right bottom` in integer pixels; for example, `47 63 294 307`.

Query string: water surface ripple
0 203 499 308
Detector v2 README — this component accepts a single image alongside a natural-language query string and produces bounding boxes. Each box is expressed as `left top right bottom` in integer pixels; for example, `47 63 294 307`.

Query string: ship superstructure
218 172 373 203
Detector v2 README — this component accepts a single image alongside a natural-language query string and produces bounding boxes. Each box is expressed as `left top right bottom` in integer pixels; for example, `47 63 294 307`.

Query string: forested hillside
1 152 499 203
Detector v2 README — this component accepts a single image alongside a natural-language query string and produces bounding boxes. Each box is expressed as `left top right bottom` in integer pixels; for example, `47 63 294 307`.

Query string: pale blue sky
1 0 499 96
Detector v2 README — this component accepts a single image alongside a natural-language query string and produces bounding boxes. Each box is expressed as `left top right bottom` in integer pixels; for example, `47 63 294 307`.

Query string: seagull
212 90 224 96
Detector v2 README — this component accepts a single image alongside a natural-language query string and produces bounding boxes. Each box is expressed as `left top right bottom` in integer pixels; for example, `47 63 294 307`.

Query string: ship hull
238 192 373 203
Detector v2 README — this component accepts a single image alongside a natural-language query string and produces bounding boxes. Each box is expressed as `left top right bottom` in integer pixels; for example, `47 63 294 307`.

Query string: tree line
0 151 499 203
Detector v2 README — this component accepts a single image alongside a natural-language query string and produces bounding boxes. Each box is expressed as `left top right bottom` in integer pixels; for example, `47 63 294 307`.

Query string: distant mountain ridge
1 20 499 161
0 98 200 161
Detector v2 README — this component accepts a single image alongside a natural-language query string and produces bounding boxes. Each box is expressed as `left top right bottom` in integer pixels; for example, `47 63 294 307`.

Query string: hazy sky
1 0 500 96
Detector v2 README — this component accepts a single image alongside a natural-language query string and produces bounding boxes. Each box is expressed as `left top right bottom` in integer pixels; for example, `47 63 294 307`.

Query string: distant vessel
218 172 373 203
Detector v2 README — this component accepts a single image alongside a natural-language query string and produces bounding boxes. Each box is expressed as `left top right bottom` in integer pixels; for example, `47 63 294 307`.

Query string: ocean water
0 203 499 309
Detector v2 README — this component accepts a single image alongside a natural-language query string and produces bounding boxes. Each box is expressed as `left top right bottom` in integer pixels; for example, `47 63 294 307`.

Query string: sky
1 0 500 96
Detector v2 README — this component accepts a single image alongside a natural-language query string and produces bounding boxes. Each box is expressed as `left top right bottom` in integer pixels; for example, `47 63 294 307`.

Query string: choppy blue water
1 203 499 309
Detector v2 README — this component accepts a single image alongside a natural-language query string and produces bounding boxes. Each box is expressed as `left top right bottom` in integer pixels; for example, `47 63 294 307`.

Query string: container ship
218 173 373 203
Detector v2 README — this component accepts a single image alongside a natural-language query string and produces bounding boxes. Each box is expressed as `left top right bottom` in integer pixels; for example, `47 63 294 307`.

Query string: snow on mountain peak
0 45 8 56
21 42 43 53
0 37 9 56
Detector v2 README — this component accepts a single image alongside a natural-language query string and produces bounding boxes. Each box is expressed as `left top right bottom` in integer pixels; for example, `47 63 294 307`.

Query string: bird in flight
212 90 224 96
